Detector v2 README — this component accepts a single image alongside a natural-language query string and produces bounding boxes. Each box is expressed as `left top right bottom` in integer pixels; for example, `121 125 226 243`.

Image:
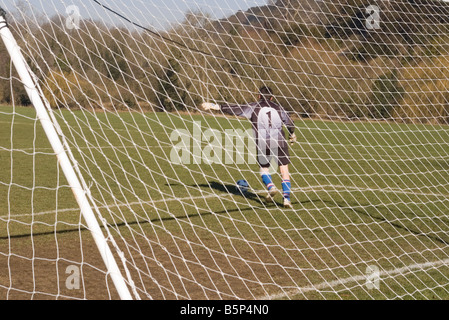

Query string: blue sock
261 173 274 191
282 180 291 201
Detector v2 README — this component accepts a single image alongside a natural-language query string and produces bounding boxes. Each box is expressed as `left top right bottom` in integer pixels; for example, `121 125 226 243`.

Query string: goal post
0 8 133 300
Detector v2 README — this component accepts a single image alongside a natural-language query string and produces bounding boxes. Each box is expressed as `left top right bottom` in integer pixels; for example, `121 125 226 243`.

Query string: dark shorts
257 141 290 168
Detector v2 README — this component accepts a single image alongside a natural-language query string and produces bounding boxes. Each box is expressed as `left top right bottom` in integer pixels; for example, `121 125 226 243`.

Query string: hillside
1 1 449 123
213 0 326 32
215 0 449 49
204 0 449 123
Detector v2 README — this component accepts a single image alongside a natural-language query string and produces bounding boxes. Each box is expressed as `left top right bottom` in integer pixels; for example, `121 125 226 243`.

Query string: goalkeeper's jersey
220 99 295 147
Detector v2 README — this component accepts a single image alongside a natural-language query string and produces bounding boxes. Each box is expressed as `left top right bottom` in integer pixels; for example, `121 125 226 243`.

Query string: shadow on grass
194 181 264 204
1 181 267 240
5 185 447 247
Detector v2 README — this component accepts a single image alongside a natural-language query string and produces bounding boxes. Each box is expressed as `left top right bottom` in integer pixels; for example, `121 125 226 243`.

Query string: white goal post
0 8 133 300
0 0 449 301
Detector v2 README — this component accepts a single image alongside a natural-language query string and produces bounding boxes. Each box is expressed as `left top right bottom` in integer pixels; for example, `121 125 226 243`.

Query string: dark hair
259 86 273 100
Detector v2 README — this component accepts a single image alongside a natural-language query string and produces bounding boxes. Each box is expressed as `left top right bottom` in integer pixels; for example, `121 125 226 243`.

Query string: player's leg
278 144 293 209
279 165 292 208
258 148 278 203
260 167 278 203
260 167 275 191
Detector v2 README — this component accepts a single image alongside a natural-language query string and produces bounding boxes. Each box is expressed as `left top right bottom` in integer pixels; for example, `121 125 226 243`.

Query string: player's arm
280 109 296 145
201 102 254 119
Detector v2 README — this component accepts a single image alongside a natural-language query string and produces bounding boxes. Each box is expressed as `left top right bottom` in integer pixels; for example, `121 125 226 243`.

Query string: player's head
258 86 273 101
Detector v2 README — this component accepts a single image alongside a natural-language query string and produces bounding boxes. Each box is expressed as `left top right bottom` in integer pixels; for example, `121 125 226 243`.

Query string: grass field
1 105 449 300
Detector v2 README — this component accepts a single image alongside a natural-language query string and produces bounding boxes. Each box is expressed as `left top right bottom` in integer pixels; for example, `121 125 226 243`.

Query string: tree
367 71 404 119
157 49 187 111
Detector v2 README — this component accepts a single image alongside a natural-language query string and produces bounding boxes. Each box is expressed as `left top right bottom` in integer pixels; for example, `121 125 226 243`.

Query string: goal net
1 0 449 300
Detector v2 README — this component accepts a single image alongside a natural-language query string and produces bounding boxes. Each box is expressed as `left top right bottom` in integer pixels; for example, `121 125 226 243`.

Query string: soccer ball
236 179 249 195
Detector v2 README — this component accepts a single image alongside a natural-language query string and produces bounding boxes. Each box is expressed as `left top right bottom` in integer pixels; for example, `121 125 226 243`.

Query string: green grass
1 105 449 299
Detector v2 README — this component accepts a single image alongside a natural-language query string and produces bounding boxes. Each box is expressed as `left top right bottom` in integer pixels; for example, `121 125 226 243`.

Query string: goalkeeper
201 86 296 208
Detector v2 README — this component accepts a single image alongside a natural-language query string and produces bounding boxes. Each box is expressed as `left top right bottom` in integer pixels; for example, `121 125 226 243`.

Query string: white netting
0 0 449 300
